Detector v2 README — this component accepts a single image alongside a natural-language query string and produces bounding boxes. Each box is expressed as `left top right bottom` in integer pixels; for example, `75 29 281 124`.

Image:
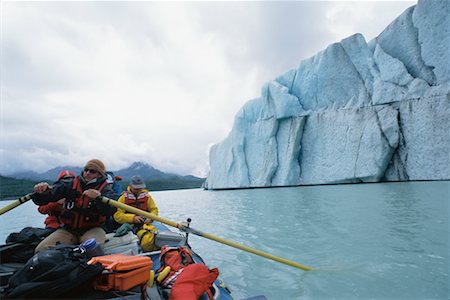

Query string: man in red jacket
32 159 116 252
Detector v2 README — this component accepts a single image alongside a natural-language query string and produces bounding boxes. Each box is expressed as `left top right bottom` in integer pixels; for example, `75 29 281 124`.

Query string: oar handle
101 196 315 271
0 193 34 216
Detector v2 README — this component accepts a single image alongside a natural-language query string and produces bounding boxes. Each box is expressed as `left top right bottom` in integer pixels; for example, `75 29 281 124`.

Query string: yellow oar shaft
200 231 314 271
101 196 192 230
0 193 33 216
101 196 314 271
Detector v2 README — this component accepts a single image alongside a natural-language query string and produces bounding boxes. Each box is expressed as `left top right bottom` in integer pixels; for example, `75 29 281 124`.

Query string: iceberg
206 0 449 189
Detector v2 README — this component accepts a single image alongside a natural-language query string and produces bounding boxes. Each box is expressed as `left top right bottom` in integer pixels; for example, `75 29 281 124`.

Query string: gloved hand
114 223 132 237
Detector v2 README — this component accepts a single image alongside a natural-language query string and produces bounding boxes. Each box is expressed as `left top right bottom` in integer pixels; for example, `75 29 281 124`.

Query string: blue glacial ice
206 0 449 189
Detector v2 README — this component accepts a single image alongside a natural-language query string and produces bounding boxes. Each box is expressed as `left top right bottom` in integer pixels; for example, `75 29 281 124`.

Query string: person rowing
31 159 116 253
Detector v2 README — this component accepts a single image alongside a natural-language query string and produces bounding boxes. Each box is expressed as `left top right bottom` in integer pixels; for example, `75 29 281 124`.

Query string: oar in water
0 193 34 216
101 196 315 271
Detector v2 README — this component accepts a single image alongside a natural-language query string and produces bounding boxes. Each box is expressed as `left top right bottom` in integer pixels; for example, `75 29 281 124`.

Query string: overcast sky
1 1 415 177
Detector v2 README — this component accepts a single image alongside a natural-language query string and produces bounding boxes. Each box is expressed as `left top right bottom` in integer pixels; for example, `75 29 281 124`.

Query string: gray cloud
0 1 414 177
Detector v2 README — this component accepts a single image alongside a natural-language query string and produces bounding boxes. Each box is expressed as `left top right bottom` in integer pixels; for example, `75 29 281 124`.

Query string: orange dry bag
169 264 219 300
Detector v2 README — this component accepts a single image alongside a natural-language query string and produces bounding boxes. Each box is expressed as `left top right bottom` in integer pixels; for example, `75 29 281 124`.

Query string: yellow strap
148 270 155 287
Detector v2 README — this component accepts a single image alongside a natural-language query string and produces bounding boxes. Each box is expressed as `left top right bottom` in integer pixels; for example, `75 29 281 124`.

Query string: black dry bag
2 244 104 299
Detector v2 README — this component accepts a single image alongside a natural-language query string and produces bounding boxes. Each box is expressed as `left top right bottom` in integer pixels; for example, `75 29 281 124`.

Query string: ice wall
206 0 449 189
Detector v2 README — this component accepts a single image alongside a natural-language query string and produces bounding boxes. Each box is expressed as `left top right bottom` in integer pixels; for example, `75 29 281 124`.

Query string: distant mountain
10 166 83 181
1 161 205 198
7 161 203 182
0 171 205 199
114 162 171 181
8 170 41 181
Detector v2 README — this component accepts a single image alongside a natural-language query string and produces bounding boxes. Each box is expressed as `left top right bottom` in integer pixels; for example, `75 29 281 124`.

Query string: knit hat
84 159 106 175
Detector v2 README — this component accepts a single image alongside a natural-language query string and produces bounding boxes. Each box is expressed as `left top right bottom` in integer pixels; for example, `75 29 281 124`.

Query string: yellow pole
0 193 34 216
101 196 314 271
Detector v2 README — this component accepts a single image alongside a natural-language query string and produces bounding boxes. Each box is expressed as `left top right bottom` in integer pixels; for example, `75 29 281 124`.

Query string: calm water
0 181 448 300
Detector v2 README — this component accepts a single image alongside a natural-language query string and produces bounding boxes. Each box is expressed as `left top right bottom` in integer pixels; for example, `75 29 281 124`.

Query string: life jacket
60 177 108 229
156 246 218 300
57 170 75 181
156 246 195 288
170 264 219 300
122 190 149 211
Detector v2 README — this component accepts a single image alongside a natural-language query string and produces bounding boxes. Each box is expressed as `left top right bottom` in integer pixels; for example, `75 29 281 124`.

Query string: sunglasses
84 168 99 174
